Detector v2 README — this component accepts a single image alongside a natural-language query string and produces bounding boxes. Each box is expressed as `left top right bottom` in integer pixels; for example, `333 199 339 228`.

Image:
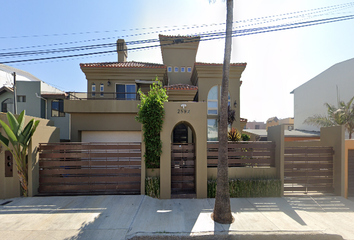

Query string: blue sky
1 0 354 122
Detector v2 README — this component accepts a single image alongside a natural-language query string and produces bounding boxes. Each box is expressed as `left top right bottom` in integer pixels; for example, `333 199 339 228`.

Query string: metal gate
171 143 195 197
284 146 334 195
38 142 141 195
348 150 354 197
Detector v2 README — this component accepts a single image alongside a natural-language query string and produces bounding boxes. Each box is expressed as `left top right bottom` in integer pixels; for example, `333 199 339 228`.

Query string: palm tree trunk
212 0 234 224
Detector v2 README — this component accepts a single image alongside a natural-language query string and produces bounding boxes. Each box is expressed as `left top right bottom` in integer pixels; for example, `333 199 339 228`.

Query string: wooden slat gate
284 146 334 195
171 143 195 195
348 150 354 197
38 142 141 195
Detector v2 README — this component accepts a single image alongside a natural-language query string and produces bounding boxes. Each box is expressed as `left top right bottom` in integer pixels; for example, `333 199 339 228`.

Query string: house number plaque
177 109 190 114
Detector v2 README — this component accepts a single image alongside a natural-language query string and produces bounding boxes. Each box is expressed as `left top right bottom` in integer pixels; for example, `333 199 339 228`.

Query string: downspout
35 93 47 119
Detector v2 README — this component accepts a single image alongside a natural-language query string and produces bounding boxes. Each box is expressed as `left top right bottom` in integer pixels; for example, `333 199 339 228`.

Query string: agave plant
0 110 40 197
304 96 354 139
228 127 241 141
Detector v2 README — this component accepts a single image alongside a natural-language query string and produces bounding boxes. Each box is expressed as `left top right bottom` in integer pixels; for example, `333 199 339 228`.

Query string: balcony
64 92 140 114
66 92 139 100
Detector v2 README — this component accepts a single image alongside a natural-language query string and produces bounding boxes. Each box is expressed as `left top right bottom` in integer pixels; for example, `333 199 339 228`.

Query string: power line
2 14 353 65
1 5 353 59
1 1 352 53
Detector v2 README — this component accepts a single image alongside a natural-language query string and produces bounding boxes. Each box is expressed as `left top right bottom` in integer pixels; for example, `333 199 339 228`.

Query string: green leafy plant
228 127 241 141
0 110 40 197
207 178 281 198
241 133 250 141
136 77 168 168
304 95 354 139
145 177 160 198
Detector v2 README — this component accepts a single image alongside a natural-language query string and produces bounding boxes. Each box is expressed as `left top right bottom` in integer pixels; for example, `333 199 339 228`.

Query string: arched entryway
171 122 196 198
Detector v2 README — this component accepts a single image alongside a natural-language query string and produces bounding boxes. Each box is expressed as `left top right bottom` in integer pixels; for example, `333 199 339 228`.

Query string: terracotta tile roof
80 61 166 69
195 62 247 67
240 118 248 122
164 84 198 90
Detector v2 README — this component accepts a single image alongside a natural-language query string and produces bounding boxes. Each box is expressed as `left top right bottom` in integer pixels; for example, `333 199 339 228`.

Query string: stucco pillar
267 125 285 196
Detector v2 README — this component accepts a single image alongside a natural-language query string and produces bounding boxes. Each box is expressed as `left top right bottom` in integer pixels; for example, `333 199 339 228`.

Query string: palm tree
304 96 354 139
0 110 39 197
212 0 234 224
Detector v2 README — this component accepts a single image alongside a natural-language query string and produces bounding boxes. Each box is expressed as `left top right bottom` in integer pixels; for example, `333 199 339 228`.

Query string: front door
171 143 195 197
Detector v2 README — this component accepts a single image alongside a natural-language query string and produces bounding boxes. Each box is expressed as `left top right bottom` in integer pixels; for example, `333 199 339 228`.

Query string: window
207 119 218 141
174 67 179 72
207 86 218 115
91 83 96 97
167 66 172 72
17 95 26 102
51 99 65 117
255 125 260 129
181 67 185 73
116 84 136 100
100 84 104 97
1 98 13 113
207 85 232 141
187 67 192 73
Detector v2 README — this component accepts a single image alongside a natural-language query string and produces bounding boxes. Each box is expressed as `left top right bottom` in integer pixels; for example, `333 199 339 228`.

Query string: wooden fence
38 142 141 195
284 146 334 194
207 141 275 167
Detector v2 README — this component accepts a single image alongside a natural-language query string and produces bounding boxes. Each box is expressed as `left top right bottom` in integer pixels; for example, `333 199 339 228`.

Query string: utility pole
12 72 17 114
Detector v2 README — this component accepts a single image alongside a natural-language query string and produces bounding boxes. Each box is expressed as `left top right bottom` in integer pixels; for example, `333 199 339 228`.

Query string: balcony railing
66 92 139 100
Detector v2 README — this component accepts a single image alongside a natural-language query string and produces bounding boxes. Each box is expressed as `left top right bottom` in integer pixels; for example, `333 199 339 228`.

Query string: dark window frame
51 99 65 117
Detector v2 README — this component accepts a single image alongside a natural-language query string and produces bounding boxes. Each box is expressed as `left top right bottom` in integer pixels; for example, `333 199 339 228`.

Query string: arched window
207 86 231 115
207 85 232 141
207 86 218 115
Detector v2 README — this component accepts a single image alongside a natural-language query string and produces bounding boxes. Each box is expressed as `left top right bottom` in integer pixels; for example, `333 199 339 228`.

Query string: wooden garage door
38 142 141 195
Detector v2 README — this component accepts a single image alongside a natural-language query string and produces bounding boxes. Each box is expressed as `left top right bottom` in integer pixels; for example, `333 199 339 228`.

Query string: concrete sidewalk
0 195 353 240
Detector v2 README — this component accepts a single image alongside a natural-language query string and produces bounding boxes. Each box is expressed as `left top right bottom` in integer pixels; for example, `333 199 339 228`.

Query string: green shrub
207 178 281 198
241 133 250 141
145 177 160 198
136 77 168 168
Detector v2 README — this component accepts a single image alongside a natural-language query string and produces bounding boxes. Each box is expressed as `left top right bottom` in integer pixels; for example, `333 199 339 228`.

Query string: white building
291 58 354 138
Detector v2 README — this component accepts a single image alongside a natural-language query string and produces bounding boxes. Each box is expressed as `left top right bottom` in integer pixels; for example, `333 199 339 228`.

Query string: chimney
117 39 128 62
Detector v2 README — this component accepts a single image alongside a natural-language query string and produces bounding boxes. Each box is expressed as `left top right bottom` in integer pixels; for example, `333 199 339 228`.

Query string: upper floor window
207 85 231 115
91 83 96 97
52 99 65 117
167 66 172 72
181 67 185 73
116 84 136 100
17 95 26 102
174 67 179 72
187 67 192 73
100 84 104 97
207 86 218 115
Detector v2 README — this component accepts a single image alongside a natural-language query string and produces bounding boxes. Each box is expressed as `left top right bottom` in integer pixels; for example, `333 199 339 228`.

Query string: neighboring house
266 117 294 131
0 64 70 141
243 128 320 142
245 120 266 129
291 57 354 138
65 35 246 143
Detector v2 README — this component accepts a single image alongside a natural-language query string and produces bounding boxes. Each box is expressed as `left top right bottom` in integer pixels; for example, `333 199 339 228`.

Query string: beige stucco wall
345 140 354 198
193 64 245 132
160 102 207 199
82 67 167 95
69 113 141 142
0 113 59 199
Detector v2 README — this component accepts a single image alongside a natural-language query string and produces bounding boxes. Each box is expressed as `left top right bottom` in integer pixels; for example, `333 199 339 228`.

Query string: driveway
0 195 353 239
